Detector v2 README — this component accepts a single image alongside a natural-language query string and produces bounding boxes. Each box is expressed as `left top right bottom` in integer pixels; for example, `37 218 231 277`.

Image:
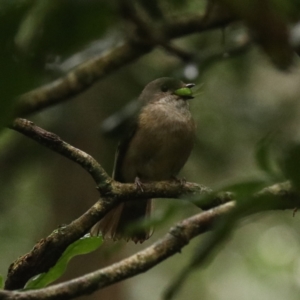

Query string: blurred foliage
1 0 300 299
283 143 300 189
14 0 117 60
0 0 117 127
217 0 293 69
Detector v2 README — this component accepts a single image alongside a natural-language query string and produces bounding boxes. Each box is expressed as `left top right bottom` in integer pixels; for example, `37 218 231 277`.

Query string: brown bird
91 77 196 243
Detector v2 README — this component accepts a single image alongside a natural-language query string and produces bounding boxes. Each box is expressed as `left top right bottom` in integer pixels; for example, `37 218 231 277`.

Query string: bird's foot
171 176 186 186
134 176 144 192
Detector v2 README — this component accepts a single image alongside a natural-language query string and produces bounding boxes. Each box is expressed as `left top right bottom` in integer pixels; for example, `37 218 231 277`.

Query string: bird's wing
112 118 138 182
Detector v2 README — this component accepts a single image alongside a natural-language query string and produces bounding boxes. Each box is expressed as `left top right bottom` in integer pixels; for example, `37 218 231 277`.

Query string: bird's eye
161 85 168 92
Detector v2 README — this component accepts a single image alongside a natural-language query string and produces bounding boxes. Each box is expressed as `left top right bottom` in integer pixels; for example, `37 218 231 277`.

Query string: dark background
1 1 300 299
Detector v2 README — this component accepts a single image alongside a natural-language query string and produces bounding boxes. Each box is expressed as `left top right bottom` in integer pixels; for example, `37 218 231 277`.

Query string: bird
91 77 196 243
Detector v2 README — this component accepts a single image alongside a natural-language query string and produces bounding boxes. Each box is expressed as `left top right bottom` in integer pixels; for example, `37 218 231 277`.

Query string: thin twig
10 118 111 187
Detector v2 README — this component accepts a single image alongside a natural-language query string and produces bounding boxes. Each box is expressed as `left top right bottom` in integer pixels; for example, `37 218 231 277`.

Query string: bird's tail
90 199 152 243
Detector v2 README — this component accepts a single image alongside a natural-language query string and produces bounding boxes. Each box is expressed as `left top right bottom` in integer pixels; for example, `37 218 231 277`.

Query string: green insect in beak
174 83 195 99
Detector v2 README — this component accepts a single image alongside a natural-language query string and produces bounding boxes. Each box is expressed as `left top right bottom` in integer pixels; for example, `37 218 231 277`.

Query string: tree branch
10 114 297 296
7 118 216 290
2 203 235 299
10 118 213 201
4 196 116 291
2 2 297 299
9 117 291 292
10 118 111 187
4 177 216 290
14 11 235 117
1 181 300 299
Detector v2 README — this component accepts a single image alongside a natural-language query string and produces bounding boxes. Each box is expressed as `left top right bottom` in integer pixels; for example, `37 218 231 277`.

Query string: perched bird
91 77 196 243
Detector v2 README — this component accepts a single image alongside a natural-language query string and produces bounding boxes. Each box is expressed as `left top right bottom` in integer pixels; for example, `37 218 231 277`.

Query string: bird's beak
174 83 195 99
185 83 195 88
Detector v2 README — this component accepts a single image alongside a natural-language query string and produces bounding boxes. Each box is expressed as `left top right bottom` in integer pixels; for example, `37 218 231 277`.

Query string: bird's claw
171 176 186 186
135 177 144 192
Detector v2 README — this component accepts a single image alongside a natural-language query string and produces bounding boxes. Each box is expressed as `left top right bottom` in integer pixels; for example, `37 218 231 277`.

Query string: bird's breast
121 102 196 182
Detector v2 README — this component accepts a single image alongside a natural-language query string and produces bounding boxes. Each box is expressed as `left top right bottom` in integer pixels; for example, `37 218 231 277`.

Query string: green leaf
25 235 102 290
